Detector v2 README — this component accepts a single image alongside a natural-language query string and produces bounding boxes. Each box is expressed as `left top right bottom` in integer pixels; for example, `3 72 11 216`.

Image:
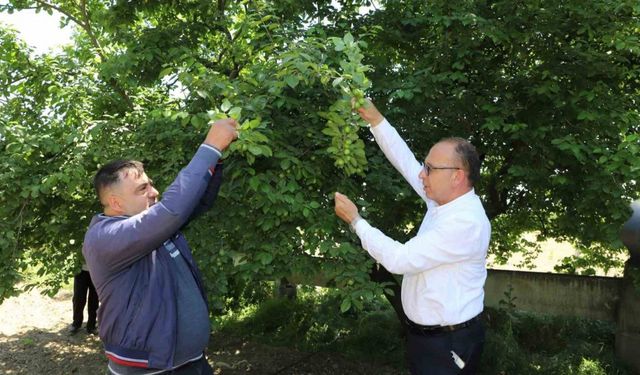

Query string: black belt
406 314 481 335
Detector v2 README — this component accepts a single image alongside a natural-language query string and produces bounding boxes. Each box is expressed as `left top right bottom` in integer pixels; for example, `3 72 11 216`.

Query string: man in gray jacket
83 118 238 374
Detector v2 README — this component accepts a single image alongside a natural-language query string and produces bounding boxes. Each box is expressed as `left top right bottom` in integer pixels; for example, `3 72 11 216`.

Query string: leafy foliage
217 290 630 374
0 0 639 313
482 306 631 374
359 0 640 273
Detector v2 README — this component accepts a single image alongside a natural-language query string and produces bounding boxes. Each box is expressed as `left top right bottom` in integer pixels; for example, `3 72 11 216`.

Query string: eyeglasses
421 162 461 176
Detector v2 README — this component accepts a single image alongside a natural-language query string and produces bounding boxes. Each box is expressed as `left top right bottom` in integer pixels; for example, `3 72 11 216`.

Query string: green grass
482 307 630 374
214 287 405 367
214 288 632 374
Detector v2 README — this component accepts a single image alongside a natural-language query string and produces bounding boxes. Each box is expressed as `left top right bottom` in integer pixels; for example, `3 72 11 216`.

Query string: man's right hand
355 99 384 127
204 118 239 151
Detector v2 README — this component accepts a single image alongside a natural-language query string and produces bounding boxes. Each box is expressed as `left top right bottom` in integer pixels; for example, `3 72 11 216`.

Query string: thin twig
13 200 29 255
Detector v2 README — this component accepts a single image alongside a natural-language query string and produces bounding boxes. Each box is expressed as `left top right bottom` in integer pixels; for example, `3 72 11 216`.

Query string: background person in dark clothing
69 263 98 335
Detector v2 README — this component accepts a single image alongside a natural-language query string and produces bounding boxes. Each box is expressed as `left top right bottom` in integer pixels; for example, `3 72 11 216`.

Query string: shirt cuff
369 118 392 135
349 215 362 233
351 216 371 237
200 143 222 157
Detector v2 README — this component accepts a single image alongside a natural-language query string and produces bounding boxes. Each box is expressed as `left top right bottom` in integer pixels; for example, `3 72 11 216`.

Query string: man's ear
451 169 466 187
106 193 122 213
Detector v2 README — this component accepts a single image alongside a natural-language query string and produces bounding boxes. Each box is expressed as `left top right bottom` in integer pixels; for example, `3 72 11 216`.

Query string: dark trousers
407 319 485 375
72 270 99 329
167 356 213 375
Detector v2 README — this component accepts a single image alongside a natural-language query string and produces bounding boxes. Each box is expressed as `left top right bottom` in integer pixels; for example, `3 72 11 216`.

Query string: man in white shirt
334 100 491 374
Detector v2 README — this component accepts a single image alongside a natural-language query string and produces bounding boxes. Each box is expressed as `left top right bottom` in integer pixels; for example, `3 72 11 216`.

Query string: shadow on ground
0 326 105 374
208 332 406 375
0 329 405 374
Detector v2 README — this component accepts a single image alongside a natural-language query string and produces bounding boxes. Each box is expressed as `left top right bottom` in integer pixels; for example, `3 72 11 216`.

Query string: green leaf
228 107 242 120
343 33 354 45
249 177 260 191
284 75 299 88
340 298 352 313
159 67 173 78
257 252 273 265
221 99 232 112
241 117 262 130
577 111 596 121
248 145 263 156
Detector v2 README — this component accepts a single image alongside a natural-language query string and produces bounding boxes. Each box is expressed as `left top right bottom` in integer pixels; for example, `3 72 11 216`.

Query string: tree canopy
1 0 639 313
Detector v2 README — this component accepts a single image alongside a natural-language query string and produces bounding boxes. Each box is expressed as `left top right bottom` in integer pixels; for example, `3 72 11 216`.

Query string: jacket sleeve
181 162 224 230
84 145 221 273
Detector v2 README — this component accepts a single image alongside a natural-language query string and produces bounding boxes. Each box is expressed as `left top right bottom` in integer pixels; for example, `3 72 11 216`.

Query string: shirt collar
429 189 476 214
98 213 129 219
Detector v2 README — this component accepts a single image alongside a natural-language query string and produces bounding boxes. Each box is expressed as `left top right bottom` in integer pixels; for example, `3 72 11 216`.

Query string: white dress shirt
353 119 491 326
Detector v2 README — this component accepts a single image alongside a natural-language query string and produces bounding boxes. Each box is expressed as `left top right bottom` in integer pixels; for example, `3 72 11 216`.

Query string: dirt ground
0 287 405 375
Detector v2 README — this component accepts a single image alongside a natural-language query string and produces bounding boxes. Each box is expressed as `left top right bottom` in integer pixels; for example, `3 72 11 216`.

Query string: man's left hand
334 192 359 224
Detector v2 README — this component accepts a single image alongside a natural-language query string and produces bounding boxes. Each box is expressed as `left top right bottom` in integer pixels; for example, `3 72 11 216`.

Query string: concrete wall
485 269 622 321
292 267 625 321
289 270 640 374
485 269 639 372
292 265 639 371
615 265 640 372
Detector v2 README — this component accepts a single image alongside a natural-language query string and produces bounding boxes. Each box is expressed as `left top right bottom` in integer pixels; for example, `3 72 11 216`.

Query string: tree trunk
369 263 408 334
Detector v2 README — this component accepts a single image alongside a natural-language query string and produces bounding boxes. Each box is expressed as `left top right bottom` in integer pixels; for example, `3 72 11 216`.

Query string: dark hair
441 137 481 187
93 160 144 203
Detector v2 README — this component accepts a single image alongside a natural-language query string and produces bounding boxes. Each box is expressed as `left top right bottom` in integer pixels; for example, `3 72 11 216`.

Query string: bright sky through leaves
0 4 72 54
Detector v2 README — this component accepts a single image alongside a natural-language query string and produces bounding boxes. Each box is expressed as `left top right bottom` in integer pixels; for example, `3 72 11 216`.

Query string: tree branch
78 0 105 60
485 156 514 220
31 1 84 29
31 0 133 109
13 200 29 255
369 263 408 333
